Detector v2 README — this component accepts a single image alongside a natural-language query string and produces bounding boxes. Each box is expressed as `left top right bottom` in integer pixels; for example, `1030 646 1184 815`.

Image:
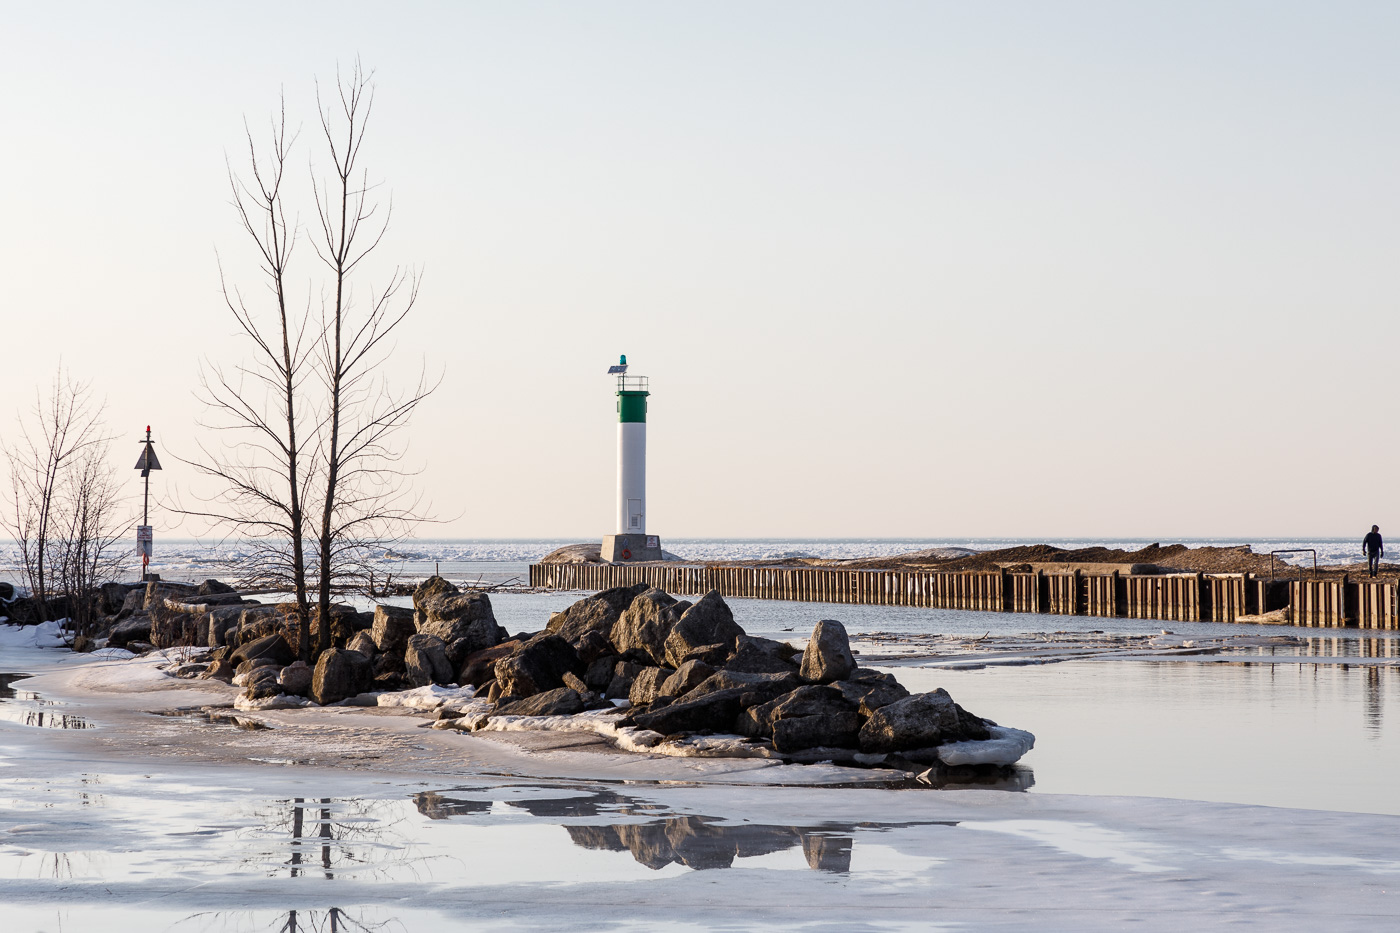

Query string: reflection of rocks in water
413 792 492 820
801 833 852 873
567 816 853 873
0 672 30 699
903 762 1035 792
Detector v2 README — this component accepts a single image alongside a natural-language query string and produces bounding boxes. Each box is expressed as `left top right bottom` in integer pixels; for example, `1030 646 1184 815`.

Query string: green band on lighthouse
617 391 648 423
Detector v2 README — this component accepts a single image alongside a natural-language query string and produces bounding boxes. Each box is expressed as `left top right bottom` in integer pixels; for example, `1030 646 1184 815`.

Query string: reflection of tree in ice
234 796 450 882
169 907 405 933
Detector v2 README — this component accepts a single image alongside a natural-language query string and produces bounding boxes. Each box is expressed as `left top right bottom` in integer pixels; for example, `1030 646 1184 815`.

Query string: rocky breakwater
115 575 1031 776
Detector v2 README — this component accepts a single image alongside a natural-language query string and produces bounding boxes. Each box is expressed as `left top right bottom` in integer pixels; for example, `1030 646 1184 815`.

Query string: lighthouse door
627 499 644 532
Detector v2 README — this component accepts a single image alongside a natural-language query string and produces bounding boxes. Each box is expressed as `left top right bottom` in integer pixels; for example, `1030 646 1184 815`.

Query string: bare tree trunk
311 61 433 654
186 101 315 660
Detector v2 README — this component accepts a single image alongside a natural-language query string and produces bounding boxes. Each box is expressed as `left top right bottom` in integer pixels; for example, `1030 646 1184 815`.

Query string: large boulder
243 666 283 700
205 606 247 647
628 666 676 707
412 575 458 610
405 633 454 687
607 660 644 699
118 588 147 617
857 689 988 753
347 631 378 657
584 654 622 691
232 633 296 667
458 640 521 687
142 580 198 611
661 659 717 699
196 579 238 598
414 584 508 664
278 660 314 697
99 582 134 615
724 636 800 675
663 591 744 668
107 615 152 649
630 688 748 736
609 588 689 665
311 649 373 705
800 620 857 684
737 685 861 752
493 633 582 698
546 583 651 647
372 605 416 654
494 687 585 718
832 669 910 717
684 669 801 705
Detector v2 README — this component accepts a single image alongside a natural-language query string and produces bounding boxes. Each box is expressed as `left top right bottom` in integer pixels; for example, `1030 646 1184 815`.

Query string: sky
1 1 1397 540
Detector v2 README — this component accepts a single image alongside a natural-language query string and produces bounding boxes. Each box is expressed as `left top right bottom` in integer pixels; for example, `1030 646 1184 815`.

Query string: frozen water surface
4 591 1400 930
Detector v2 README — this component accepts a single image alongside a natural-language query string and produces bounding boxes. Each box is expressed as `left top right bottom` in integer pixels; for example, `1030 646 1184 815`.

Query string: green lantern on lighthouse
602 355 663 563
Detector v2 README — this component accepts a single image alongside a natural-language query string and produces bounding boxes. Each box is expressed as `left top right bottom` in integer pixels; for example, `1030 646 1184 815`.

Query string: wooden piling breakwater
527 561 1400 629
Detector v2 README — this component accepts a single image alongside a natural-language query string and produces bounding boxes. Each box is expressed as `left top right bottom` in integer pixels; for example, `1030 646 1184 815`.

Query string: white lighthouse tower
602 355 664 563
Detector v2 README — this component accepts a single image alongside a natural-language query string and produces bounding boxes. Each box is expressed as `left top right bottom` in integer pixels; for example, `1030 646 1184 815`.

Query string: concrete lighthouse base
601 534 664 564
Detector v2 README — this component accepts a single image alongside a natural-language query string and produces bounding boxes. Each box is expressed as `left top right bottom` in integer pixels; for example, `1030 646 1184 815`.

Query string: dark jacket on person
1364 532 1383 556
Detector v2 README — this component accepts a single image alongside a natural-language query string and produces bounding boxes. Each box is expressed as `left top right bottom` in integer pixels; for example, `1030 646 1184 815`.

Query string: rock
244 666 283 700
678 643 730 666
311 649 374 705
204 606 246 648
405 633 455 687
545 583 651 646
858 689 976 753
142 580 198 611
685 669 801 705
609 588 689 665
574 629 615 666
493 633 582 698
118 588 147 617
561 671 590 693
373 671 408 692
412 575 458 612
458 640 521 687
232 633 296 668
235 657 280 679
200 658 235 682
372 605 417 654
196 579 238 598
493 687 585 717
800 620 856 684
99 582 134 615
278 660 314 697
607 660 644 699
72 634 97 653
127 641 155 653
628 666 676 707
725 637 800 675
661 659 716 698
663 590 743 668
0 581 13 601
105 616 149 647
373 652 406 676
630 688 748 736
832 669 910 717
584 654 621 691
737 685 856 739
415 585 508 664
347 631 378 657
149 613 202 649
236 606 283 646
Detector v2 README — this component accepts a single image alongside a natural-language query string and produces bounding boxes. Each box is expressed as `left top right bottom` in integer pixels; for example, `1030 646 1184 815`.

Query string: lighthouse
602 355 664 563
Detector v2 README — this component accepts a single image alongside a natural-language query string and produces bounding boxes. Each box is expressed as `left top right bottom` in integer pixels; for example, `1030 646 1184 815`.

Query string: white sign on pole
136 525 153 558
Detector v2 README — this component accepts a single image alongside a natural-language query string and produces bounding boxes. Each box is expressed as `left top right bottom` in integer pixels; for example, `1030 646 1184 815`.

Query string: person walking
1363 525 1384 578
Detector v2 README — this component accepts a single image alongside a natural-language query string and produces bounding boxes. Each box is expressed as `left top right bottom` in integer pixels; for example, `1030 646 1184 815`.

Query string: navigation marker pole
133 426 162 581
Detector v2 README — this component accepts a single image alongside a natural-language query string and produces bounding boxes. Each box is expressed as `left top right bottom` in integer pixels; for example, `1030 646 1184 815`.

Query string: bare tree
2 370 111 623
186 101 317 660
52 436 127 639
193 64 433 660
308 61 433 654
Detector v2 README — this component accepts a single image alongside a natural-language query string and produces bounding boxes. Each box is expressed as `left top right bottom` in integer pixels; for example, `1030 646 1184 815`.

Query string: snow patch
376 684 478 710
0 620 67 650
234 694 318 711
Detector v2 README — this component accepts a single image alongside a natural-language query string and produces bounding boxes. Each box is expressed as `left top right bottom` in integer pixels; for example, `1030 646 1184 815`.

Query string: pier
527 563 1399 629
